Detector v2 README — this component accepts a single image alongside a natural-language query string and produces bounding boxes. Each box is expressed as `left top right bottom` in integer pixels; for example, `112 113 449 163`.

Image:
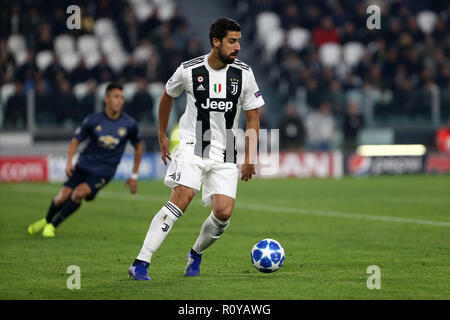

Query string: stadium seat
256 12 281 42
96 82 109 99
0 82 16 127
59 51 80 72
157 2 175 22
133 42 154 65
148 82 165 122
73 82 88 100
77 35 99 56
417 10 438 34
83 50 101 69
263 28 285 61
107 51 129 73
147 82 164 100
343 42 365 67
319 43 342 67
0 83 16 109
123 82 138 102
13 49 28 66
287 27 310 51
94 18 117 38
54 34 75 55
35 50 54 71
132 1 154 22
7 34 26 54
148 81 178 129
100 35 123 54
152 0 173 5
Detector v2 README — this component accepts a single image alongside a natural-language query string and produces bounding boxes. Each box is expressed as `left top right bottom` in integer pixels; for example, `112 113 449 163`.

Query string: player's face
105 89 124 114
217 31 241 64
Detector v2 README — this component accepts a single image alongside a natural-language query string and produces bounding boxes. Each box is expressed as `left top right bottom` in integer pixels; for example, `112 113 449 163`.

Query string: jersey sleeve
165 64 185 98
128 121 141 146
73 115 92 142
241 68 265 111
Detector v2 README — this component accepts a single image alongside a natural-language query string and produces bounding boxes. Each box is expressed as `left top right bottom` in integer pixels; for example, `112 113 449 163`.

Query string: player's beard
218 47 238 64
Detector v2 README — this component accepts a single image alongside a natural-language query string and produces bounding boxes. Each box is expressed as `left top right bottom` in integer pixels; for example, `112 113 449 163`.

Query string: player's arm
241 107 260 181
158 88 174 165
66 138 80 177
68 114 92 177
125 140 143 194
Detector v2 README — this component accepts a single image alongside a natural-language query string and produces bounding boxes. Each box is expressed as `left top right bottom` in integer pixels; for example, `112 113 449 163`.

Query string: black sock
45 199 63 223
190 248 201 256
133 259 147 266
52 199 81 228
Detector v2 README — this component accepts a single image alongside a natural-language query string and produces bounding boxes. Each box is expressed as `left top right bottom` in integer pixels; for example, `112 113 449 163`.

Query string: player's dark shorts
63 166 113 201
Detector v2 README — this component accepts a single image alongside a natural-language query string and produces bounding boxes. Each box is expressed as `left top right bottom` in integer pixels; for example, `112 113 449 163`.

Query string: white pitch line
6 184 450 227
236 203 450 227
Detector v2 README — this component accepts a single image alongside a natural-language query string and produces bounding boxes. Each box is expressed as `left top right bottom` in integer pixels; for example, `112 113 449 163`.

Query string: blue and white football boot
128 260 151 280
184 249 202 277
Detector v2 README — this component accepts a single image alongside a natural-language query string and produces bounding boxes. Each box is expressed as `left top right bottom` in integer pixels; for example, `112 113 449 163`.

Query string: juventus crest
230 78 239 95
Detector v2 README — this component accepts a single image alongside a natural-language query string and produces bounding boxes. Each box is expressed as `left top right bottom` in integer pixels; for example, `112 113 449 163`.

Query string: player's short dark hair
209 18 241 47
105 83 123 95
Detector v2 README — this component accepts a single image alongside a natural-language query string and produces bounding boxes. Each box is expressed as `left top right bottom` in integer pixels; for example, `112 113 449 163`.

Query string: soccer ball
251 238 285 273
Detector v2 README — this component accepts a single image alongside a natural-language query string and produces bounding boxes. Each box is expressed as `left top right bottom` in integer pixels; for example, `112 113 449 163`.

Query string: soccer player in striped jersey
129 18 264 280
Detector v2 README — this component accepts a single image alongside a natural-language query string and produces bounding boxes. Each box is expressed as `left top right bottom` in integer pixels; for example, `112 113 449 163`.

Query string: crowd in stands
236 0 450 149
0 0 203 129
1 0 449 152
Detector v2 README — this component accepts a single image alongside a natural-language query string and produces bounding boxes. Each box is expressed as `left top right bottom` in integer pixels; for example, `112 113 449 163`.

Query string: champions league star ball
251 239 285 273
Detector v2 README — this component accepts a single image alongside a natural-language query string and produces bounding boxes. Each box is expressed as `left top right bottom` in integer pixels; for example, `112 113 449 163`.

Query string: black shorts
63 166 113 201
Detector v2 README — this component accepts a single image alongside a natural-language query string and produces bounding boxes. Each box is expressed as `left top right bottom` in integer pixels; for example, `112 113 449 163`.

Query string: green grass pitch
0 175 449 299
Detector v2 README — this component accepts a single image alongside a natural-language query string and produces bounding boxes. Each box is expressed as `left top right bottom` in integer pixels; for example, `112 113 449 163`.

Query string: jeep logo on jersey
200 98 234 112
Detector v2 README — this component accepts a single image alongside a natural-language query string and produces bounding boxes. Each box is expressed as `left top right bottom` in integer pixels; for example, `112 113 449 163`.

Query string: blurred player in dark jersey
27 83 143 237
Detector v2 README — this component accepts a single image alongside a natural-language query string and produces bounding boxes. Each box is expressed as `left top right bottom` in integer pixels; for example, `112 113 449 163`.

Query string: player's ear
212 37 220 49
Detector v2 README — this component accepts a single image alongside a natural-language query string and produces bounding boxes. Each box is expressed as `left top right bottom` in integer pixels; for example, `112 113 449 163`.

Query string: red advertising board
426 153 450 173
255 151 343 178
0 156 48 182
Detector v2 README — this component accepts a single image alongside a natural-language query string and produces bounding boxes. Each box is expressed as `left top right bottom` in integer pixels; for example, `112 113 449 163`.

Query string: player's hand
159 135 172 165
241 163 255 181
125 178 138 194
65 163 75 177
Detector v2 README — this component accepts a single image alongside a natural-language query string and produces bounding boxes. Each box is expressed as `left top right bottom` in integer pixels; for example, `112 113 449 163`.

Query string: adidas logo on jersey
196 84 206 91
200 98 234 112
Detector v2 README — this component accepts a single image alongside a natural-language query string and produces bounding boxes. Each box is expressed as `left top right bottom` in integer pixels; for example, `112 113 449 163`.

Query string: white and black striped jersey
165 54 264 163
